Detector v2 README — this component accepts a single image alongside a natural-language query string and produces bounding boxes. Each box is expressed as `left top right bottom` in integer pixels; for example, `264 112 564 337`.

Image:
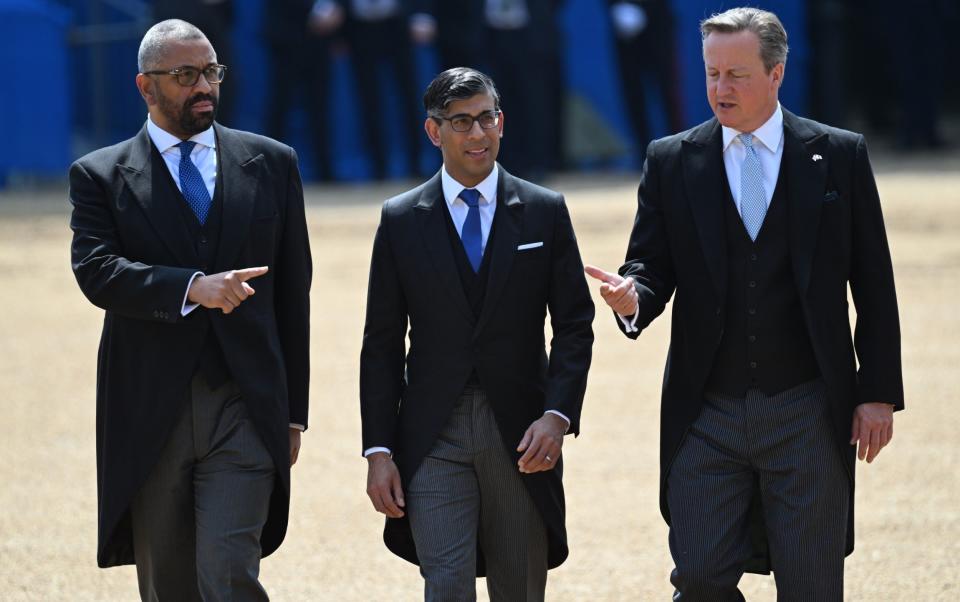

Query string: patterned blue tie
177 141 212 224
738 133 767 241
459 188 483 272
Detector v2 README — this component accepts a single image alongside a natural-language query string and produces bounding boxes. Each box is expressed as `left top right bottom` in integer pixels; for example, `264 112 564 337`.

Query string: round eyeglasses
434 110 501 133
143 64 227 87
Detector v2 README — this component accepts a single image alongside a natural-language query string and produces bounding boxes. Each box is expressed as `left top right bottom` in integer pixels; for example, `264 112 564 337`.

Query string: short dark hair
423 67 500 117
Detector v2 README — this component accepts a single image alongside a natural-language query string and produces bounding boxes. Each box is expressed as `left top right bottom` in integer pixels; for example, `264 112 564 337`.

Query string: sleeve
617 140 676 339
847 135 904 410
69 159 199 322
273 147 313 428
544 197 595 436
359 204 409 453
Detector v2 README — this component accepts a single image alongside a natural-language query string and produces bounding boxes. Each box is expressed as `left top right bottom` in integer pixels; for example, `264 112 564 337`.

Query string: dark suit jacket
69 123 312 567
360 165 594 574
617 109 903 572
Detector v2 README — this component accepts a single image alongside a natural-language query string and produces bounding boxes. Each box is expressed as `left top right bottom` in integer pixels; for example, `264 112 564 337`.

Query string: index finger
235 266 269 282
584 265 623 285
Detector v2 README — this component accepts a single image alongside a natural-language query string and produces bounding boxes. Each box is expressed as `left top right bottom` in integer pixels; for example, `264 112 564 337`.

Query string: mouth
717 102 737 110
465 148 488 159
191 101 214 112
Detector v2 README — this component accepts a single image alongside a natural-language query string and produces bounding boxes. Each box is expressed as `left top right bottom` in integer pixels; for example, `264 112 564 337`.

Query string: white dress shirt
363 164 570 458
619 104 785 334
146 116 217 318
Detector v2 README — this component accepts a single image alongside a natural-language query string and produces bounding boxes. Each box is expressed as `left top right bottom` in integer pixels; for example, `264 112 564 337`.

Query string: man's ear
135 73 156 106
424 117 442 148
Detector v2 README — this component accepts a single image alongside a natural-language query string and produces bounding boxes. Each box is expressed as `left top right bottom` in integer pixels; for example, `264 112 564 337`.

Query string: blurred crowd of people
152 0 683 183
149 0 957 184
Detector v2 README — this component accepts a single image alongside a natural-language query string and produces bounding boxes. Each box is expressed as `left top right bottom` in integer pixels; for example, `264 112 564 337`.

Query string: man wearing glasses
69 20 311 600
360 67 594 600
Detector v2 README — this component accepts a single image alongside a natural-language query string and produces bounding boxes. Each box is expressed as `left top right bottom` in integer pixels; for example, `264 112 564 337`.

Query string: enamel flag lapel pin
812 154 823 162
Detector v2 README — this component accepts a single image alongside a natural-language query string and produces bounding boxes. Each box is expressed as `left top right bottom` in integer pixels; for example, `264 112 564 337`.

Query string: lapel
414 171 475 324
781 109 829 296
212 123 263 272
474 166 523 339
118 125 199 267
682 118 727 301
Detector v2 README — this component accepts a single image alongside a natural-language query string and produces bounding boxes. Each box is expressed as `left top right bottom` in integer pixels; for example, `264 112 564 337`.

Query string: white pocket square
517 242 543 251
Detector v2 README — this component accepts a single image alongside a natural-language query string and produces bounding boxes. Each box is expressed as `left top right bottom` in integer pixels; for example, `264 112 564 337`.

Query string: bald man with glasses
69 19 311 600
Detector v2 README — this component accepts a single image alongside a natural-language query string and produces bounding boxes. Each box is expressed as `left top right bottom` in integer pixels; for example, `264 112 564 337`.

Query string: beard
156 88 219 136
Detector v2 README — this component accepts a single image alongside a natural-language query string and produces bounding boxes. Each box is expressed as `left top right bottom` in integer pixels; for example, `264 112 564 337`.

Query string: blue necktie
459 188 483 272
738 133 767 241
177 141 212 224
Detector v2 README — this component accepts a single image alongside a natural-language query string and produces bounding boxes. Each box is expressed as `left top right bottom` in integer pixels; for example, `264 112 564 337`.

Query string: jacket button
715 307 721 315
153 310 160 318
750 361 758 369
748 335 756 343
750 253 758 261
748 308 756 316
748 280 757 288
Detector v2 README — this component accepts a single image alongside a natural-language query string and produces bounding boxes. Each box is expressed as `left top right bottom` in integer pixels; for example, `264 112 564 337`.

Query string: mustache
186 93 217 108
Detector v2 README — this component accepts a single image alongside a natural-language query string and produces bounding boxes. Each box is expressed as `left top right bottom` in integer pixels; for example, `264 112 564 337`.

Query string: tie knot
178 140 197 159
459 188 481 208
738 133 755 148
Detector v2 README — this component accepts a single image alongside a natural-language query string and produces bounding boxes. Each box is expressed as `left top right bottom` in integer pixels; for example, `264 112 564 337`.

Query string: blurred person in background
360 67 594 601
587 7 902 600
264 0 343 182
69 19 311 600
344 0 425 180
608 0 684 163
409 0 488 72
485 0 566 181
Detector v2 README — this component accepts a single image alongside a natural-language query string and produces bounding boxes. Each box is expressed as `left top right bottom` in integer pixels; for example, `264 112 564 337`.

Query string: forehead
157 38 217 68
703 30 763 68
445 93 496 115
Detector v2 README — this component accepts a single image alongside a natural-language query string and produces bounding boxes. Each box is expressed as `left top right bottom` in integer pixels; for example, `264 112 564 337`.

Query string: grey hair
137 19 208 72
700 7 788 73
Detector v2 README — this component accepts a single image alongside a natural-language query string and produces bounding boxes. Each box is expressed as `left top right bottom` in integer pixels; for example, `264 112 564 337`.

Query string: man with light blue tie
360 67 594 601
586 7 903 601
69 20 311 600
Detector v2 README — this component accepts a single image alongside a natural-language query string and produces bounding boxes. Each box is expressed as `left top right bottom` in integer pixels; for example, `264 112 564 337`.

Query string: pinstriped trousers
667 380 848 602
406 386 549 602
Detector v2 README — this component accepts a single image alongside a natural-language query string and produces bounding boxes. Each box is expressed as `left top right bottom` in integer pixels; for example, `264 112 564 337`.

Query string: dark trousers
406 387 549 602
667 380 848 602
130 375 275 602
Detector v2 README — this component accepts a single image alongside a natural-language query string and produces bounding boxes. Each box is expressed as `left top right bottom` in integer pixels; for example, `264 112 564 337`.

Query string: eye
451 116 471 130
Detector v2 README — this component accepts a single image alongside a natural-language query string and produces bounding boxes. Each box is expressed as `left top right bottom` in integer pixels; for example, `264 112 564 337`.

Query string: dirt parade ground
1 152 958 600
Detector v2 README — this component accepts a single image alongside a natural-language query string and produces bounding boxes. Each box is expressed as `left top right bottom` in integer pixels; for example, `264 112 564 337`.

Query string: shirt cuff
617 304 640 334
181 271 205 316
364 447 392 457
545 410 571 433
289 423 305 431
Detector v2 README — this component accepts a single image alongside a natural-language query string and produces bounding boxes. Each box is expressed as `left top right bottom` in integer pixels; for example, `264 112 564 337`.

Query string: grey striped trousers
406 386 548 602
667 380 849 602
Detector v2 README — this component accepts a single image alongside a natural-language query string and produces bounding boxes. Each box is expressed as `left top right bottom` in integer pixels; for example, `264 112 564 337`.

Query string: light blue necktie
738 133 767 241
459 188 483 272
177 141 212 224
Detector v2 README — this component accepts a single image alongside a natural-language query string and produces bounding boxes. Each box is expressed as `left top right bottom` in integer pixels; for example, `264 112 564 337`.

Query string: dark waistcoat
704 166 820 396
153 147 231 387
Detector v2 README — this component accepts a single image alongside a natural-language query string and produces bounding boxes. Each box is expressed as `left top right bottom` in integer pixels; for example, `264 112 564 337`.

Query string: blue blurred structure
0 0 811 187
0 0 72 187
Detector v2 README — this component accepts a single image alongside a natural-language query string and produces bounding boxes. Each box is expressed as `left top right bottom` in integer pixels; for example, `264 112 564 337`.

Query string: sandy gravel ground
1 154 957 600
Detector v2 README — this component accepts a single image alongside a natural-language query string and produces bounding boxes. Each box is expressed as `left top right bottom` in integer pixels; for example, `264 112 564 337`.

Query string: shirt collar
722 102 783 153
146 114 217 154
441 164 499 208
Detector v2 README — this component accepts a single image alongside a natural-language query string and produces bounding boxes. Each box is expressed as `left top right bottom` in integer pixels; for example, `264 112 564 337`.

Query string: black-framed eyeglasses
434 110 501 133
142 64 227 87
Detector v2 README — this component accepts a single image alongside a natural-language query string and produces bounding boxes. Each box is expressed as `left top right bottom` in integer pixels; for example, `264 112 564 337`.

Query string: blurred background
0 0 958 186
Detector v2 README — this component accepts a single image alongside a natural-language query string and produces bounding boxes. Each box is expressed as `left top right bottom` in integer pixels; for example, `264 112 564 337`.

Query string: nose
715 74 734 96
193 72 214 93
465 119 485 139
